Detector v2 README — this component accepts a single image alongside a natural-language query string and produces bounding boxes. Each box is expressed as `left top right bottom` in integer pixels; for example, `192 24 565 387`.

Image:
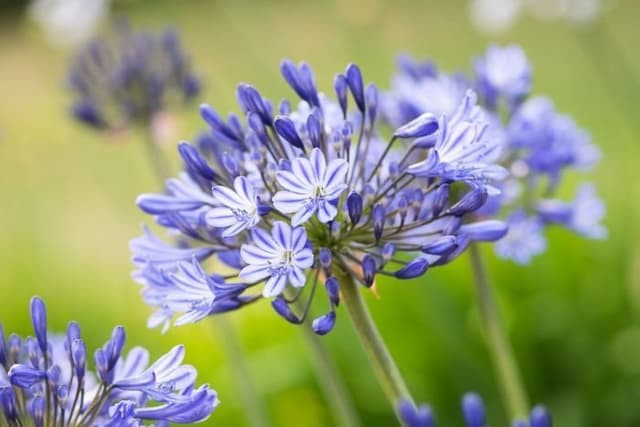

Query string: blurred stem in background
143 129 272 427
336 268 413 423
575 22 640 137
295 299 363 427
468 243 529 420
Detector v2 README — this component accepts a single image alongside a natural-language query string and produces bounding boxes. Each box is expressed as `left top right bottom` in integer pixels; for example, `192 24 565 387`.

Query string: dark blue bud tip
271 298 300 324
347 192 363 226
395 257 429 279
319 248 332 269
325 276 340 306
362 255 377 287
398 399 434 427
365 83 379 125
462 393 486 427
30 297 47 354
345 63 365 112
274 116 304 150
334 74 348 117
312 311 336 335
393 112 439 139
107 326 126 368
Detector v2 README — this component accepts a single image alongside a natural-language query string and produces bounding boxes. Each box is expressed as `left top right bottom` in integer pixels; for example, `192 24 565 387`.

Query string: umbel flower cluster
68 21 200 131
398 393 552 427
384 45 606 265
0 297 217 426
132 59 509 335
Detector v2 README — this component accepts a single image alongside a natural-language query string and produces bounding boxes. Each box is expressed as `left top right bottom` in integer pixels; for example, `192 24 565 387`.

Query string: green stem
296 301 363 427
212 316 271 427
336 268 412 423
468 243 529 420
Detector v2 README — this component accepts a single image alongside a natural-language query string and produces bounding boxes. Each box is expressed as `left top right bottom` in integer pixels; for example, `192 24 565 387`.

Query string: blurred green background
1 0 639 425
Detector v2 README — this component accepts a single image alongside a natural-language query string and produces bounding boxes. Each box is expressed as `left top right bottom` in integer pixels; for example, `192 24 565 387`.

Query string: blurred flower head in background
469 0 603 34
29 0 111 46
67 21 201 134
0 297 218 426
384 44 606 265
131 59 509 336
398 392 552 427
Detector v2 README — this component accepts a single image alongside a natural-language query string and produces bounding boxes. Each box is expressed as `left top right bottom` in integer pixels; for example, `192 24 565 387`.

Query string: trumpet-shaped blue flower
384 45 605 265
132 59 507 334
207 176 261 236
0 297 217 426
273 148 348 225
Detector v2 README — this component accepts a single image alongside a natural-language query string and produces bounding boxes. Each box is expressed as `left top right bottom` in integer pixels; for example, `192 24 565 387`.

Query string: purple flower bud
237 84 272 125
347 192 363 225
397 399 434 427
312 311 336 335
299 63 320 107
274 116 305 150
182 75 201 100
362 255 377 287
461 220 508 242
8 334 21 365
462 393 486 427
106 326 126 370
71 339 86 381
345 64 365 112
366 83 378 126
334 74 348 116
94 348 110 384
279 99 292 115
25 338 40 369
222 152 240 177
66 321 81 353
372 204 385 242
319 248 332 269
382 243 396 263
306 113 323 148
530 405 552 427
433 184 450 217
200 104 237 142
30 297 47 354
47 365 62 387
8 365 46 388
325 276 340 306
395 257 429 279
271 298 301 324
393 112 439 139
0 386 18 422
448 188 488 216
178 142 216 182
29 396 45 427
421 236 457 255
56 385 69 406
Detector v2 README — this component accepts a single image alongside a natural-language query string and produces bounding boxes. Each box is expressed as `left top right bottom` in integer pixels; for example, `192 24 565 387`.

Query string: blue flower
1 297 218 426
537 184 607 239
273 148 348 225
474 44 532 109
132 59 507 334
68 22 200 132
240 222 314 297
398 393 552 427
384 46 605 265
495 211 547 265
207 176 261 236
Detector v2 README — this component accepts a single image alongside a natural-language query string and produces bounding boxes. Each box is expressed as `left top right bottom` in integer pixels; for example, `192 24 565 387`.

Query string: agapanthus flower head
132 59 507 335
398 392 552 427
0 297 218 426
383 45 606 265
68 20 200 132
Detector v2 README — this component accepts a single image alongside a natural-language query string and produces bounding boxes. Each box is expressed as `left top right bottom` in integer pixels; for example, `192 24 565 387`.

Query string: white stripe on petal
273 191 309 213
291 202 317 226
276 170 312 193
212 185 248 209
263 274 288 297
294 248 314 269
239 263 272 283
317 200 338 223
289 267 306 288
240 244 274 265
205 207 237 227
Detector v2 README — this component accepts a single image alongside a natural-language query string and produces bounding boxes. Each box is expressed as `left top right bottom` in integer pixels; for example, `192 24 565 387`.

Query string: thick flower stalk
68 21 200 132
398 392 552 427
0 297 218 426
132 59 507 418
384 44 605 420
